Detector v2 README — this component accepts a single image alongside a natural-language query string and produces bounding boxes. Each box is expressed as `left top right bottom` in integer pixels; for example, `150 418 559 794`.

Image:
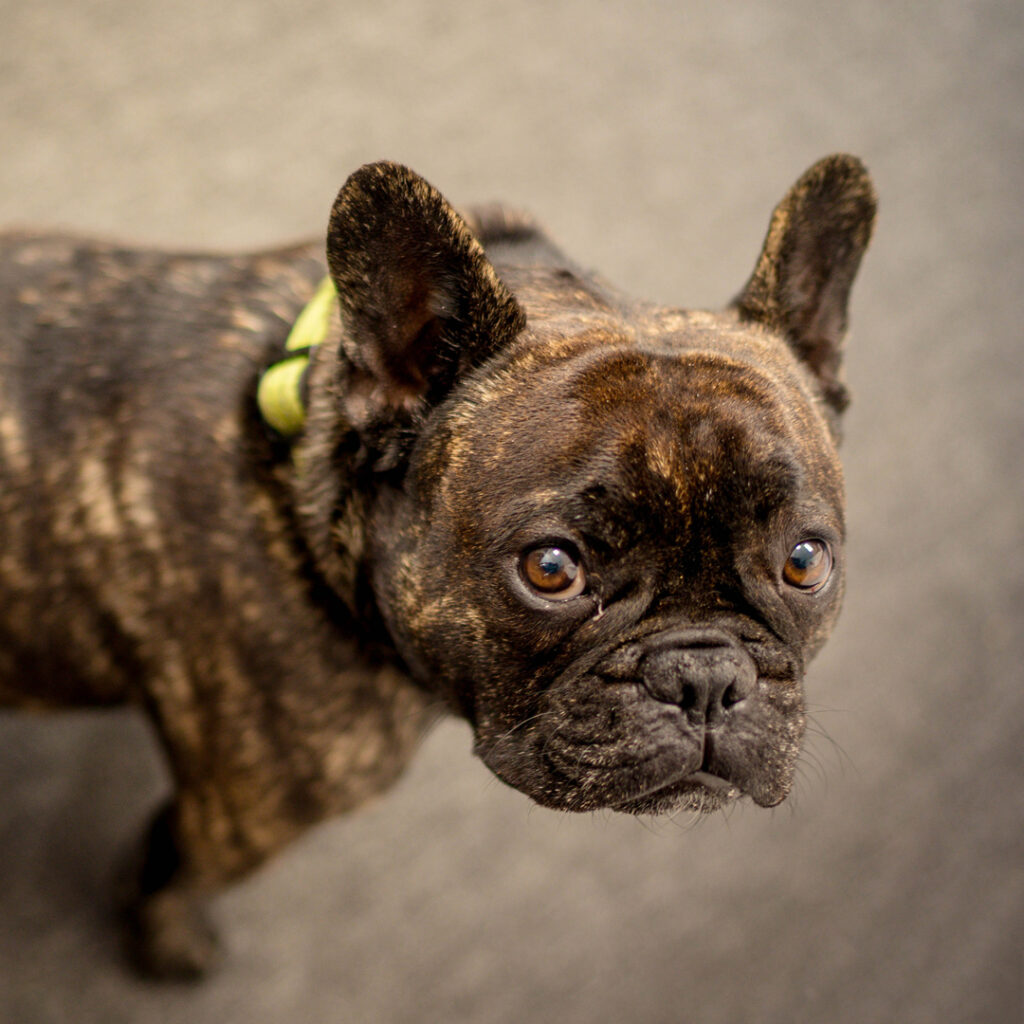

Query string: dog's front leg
119 780 309 980
118 657 436 979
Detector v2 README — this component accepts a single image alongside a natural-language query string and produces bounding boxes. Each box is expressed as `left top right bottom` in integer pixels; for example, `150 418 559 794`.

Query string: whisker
485 709 558 748
803 709 858 779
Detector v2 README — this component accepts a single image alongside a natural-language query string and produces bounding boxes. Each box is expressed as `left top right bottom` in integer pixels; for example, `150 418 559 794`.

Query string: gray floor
2 2 1021 1022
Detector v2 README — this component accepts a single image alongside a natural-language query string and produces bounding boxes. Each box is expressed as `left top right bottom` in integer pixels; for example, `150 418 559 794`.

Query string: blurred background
1 1 1021 1022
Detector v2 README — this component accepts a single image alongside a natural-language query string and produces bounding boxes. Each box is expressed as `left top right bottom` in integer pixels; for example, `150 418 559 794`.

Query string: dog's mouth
480 714 796 814
608 766 744 815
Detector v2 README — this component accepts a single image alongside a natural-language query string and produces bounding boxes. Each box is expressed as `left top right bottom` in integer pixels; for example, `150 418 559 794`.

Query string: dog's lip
611 767 743 810
685 770 742 798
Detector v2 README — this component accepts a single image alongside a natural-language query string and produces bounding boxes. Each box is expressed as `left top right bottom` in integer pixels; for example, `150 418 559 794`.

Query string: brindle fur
0 156 875 977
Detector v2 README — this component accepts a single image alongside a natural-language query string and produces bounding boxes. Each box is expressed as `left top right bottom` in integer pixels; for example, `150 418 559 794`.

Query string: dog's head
297 157 875 813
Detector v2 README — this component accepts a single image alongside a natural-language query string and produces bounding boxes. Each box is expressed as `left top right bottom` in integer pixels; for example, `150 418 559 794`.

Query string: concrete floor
1 2 1021 1022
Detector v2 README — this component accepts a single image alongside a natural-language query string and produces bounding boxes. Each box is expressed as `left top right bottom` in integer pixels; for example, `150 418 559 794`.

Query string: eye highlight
783 539 833 591
520 545 586 600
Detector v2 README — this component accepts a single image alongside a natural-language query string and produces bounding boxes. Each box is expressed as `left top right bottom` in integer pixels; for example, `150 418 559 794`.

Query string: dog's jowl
0 156 875 977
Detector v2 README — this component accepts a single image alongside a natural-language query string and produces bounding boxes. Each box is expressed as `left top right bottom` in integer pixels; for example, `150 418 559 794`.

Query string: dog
0 155 875 977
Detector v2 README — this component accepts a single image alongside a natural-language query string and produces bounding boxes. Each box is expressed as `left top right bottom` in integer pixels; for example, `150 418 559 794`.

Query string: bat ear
326 161 526 412
734 154 877 416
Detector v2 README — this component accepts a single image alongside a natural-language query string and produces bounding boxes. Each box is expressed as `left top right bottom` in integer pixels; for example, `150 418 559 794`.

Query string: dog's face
302 157 875 814
374 325 845 813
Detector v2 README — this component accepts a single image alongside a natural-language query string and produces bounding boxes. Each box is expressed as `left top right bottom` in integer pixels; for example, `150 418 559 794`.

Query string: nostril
679 682 699 711
721 681 744 709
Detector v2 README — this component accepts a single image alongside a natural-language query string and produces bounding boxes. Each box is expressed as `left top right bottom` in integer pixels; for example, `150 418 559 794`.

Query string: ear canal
326 161 526 410
734 154 877 414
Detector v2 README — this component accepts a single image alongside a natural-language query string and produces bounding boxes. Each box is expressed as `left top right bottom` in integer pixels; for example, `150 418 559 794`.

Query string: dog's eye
521 545 586 600
783 539 833 591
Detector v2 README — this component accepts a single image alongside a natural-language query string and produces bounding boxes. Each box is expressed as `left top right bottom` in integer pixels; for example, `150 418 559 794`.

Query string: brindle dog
0 155 875 976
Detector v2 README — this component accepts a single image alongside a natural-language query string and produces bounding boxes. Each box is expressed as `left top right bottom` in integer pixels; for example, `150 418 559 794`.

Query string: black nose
640 634 756 722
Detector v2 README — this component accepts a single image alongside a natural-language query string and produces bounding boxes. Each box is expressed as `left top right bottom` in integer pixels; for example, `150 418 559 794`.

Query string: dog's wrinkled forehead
572 348 792 470
567 349 833 536
421 340 840 535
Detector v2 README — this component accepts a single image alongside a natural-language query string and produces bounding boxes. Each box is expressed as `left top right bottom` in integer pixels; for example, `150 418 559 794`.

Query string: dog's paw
121 888 223 981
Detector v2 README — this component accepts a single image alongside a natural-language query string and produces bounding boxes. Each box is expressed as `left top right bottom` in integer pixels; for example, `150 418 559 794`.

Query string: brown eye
521 545 586 600
783 539 833 591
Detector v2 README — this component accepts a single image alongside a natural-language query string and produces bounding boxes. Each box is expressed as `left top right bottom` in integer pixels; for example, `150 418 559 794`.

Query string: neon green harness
257 275 336 437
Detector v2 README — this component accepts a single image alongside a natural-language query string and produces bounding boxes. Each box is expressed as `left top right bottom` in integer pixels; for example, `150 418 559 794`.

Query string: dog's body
0 157 875 976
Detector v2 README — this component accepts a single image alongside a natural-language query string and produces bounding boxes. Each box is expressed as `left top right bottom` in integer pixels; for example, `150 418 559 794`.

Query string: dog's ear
734 154 877 415
327 161 526 411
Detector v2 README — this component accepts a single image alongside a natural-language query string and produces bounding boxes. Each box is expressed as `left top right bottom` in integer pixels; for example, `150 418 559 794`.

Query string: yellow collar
257 275 336 437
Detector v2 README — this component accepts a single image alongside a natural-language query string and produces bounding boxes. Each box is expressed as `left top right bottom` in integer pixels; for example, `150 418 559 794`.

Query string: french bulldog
0 154 875 977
